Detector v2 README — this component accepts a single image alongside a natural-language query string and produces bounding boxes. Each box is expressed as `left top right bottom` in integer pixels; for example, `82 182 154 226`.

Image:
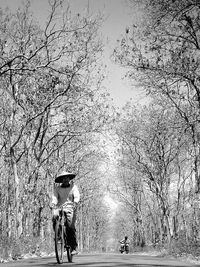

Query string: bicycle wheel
55 220 64 264
64 232 73 263
66 246 73 263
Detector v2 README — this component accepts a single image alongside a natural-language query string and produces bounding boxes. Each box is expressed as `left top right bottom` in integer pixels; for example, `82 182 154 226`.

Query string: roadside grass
0 235 54 263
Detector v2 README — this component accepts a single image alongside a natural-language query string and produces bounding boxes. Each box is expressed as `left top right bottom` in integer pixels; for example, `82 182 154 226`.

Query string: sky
0 0 147 108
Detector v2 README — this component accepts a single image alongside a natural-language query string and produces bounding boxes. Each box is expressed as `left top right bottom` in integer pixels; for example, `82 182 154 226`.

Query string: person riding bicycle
119 236 130 253
51 171 80 255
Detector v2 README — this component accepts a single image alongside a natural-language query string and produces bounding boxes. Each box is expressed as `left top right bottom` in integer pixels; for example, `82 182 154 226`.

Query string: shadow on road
3 254 197 267
23 254 197 267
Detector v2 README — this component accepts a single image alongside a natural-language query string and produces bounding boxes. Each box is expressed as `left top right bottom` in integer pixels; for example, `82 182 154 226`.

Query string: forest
1 0 200 261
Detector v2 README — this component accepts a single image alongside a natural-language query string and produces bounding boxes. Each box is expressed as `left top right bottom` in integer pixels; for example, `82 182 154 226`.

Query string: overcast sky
0 0 147 107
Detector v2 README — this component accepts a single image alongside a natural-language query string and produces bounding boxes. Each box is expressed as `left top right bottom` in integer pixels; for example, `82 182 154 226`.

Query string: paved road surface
1 253 198 267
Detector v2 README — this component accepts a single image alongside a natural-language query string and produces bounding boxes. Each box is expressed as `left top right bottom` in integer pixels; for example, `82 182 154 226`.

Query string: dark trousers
53 208 77 250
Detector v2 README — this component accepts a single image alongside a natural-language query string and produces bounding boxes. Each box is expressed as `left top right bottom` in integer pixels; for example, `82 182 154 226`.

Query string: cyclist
51 171 80 255
119 236 130 253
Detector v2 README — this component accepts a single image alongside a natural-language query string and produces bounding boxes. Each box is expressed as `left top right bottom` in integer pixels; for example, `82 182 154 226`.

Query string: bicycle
53 206 73 264
119 242 129 254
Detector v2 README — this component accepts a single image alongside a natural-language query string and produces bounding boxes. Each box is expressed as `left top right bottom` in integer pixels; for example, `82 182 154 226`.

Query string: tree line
111 0 200 256
0 0 113 258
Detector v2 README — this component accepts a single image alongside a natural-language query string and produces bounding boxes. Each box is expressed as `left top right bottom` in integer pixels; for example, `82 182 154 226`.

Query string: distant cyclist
119 236 130 253
51 171 80 255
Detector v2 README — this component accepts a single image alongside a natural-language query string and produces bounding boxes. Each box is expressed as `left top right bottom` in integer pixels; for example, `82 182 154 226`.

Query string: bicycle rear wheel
66 246 73 262
64 231 73 263
55 220 64 264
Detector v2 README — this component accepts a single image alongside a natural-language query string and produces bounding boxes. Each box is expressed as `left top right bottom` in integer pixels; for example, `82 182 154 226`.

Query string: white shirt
52 183 80 208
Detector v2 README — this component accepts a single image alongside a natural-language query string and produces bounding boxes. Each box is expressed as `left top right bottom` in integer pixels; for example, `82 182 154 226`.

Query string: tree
113 0 200 193
0 0 113 258
113 102 194 247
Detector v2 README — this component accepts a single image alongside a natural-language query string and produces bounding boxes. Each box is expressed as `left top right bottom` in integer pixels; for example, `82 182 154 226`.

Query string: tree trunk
78 206 83 252
165 214 172 246
10 148 20 238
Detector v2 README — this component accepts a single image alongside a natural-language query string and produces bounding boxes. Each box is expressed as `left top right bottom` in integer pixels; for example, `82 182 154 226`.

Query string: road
1 253 198 267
